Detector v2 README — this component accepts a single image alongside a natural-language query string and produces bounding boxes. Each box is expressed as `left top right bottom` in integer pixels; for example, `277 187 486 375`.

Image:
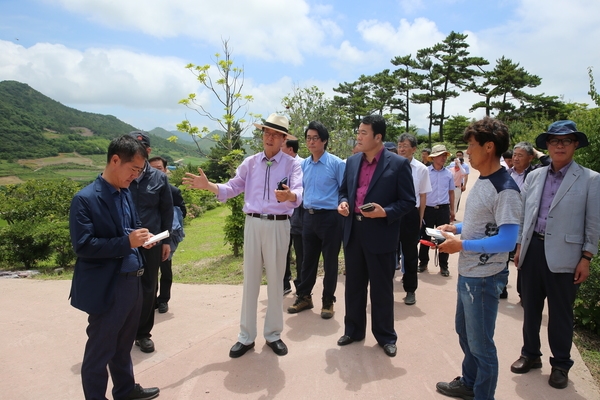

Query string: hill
0 80 201 162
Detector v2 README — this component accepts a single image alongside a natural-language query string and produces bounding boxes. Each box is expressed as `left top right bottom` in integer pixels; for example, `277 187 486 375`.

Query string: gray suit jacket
517 161 600 273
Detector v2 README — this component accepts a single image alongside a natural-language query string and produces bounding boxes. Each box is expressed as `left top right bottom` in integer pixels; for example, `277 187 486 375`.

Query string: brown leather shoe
548 367 569 389
510 355 542 374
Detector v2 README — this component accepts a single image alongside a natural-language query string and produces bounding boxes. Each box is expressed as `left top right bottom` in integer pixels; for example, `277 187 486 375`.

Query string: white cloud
475 0 600 104
357 18 445 57
49 0 341 65
0 40 193 110
399 0 424 15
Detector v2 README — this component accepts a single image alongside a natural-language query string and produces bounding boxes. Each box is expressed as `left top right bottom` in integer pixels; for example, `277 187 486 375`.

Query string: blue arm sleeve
454 223 462 235
462 224 519 253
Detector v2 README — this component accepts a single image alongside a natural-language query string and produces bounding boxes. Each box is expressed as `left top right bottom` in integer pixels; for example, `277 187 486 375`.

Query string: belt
120 268 144 277
533 231 545 240
426 204 449 209
355 215 365 221
305 208 335 215
247 213 290 220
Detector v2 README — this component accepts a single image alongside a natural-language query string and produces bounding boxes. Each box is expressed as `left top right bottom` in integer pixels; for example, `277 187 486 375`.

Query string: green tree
412 49 443 147
443 115 471 146
281 85 354 158
469 56 541 119
391 54 420 133
428 31 488 141
587 66 600 107
177 39 253 256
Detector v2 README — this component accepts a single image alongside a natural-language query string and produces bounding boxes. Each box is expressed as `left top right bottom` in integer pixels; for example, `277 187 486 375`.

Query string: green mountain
0 80 200 161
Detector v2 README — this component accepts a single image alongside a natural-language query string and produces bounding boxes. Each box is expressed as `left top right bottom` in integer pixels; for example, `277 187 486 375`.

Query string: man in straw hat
418 144 455 277
509 120 599 389
183 114 302 358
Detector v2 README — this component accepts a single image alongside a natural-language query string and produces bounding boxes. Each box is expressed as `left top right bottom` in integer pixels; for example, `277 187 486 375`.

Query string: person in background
503 142 551 300
510 120 599 390
421 148 432 166
128 131 174 354
418 144 455 277
500 150 513 169
183 113 302 358
396 133 431 306
455 150 470 212
448 156 466 215
280 139 304 295
69 135 160 400
148 156 187 314
435 117 521 400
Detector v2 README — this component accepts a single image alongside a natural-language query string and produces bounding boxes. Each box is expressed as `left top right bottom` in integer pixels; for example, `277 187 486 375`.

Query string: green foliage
0 221 53 268
223 194 245 257
570 107 600 173
0 179 80 269
588 67 600 107
0 80 200 163
574 258 600 335
0 179 81 224
443 115 472 146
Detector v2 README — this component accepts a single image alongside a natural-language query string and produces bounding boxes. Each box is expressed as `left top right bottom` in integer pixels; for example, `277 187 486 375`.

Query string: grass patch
172 206 246 285
574 327 600 388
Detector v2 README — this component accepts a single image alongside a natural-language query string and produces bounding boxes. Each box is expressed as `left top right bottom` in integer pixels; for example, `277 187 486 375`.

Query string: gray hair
513 141 534 156
398 133 418 148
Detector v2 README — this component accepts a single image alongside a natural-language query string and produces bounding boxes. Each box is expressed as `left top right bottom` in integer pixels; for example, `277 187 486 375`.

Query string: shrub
574 258 600 335
0 221 53 268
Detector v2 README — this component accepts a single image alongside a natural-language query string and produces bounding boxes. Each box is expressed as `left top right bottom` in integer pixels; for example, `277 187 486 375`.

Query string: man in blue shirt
288 121 345 319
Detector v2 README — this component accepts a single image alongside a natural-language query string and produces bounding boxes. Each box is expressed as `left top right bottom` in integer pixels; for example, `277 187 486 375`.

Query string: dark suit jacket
339 149 416 253
69 176 142 314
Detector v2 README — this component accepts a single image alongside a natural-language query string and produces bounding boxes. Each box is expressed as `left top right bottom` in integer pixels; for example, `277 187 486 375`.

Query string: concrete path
1 266 599 399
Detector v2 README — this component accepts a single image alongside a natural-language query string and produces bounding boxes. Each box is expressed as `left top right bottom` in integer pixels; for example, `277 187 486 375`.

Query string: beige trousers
238 216 290 344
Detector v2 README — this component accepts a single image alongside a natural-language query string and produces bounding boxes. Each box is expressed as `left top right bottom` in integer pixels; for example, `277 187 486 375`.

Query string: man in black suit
69 135 159 400
337 114 415 357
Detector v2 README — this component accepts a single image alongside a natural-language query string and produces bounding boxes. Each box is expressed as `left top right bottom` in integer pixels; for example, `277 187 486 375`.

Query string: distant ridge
0 80 199 161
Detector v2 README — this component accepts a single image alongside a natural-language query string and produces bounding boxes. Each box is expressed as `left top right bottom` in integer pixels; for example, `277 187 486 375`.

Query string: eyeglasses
306 136 321 142
547 138 575 147
263 131 283 139
397 144 412 150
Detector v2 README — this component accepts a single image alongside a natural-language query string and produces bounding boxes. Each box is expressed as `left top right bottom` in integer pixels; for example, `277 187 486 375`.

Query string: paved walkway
1 262 599 399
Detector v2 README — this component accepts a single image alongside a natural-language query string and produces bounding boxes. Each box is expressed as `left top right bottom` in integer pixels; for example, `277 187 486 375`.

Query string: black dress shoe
337 335 356 346
266 339 288 356
229 341 255 358
510 355 542 373
127 383 159 400
549 367 569 389
382 343 397 357
135 338 155 353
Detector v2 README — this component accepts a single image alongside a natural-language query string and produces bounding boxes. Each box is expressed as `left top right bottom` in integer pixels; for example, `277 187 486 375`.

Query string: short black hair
361 114 387 141
502 150 513 159
305 121 329 150
398 133 417 148
285 139 299 154
463 117 510 157
422 148 431 155
149 156 168 169
107 135 148 164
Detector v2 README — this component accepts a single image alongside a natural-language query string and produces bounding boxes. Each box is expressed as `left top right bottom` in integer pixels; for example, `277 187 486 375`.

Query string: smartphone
277 177 288 190
359 203 375 212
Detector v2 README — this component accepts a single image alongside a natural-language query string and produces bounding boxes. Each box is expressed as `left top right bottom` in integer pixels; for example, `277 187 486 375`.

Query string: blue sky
1 0 599 135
